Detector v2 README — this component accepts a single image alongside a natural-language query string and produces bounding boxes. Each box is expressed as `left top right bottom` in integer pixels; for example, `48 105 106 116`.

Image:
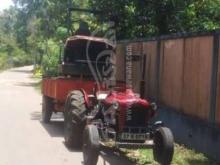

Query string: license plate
120 133 146 141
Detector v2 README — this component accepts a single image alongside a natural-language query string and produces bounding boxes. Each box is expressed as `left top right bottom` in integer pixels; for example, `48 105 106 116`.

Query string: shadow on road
62 142 82 153
30 111 42 120
30 111 135 165
10 69 33 74
31 111 64 137
99 147 135 165
40 121 64 137
15 82 41 87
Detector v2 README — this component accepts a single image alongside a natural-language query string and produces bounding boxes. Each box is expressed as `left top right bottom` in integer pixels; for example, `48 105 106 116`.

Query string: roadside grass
124 144 218 165
33 65 43 78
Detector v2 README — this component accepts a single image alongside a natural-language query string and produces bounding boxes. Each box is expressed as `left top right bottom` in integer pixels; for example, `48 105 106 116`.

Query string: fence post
156 39 161 102
209 32 219 123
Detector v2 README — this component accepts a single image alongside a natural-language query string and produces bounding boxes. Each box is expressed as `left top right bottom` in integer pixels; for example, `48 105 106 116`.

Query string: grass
124 144 218 165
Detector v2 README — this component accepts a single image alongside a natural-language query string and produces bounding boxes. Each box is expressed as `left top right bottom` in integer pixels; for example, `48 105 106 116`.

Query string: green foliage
56 27 69 41
89 0 220 38
0 44 32 70
0 6 33 70
33 65 42 78
41 39 60 77
1 0 220 75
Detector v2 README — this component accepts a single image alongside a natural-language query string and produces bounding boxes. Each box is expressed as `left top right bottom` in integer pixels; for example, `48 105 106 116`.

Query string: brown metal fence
115 31 220 125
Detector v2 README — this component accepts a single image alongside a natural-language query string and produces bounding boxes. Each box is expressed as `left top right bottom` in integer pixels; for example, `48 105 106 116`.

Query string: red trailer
42 35 113 118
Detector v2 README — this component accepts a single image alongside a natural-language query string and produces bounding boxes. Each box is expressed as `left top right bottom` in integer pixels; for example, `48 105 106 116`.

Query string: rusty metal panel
182 36 213 121
115 44 125 81
143 41 158 99
159 39 184 110
130 43 143 93
42 78 95 102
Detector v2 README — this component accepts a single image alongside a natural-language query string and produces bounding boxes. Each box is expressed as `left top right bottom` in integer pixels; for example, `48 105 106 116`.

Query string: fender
80 89 90 109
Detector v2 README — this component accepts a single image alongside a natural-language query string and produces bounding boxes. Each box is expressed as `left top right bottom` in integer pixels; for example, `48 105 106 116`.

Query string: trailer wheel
42 95 53 123
64 90 87 149
153 127 174 165
83 125 100 165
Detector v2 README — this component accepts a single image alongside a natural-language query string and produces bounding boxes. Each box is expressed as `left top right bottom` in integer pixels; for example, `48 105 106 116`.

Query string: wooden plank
142 41 157 99
209 34 219 123
130 43 143 93
182 36 213 121
159 39 184 110
115 44 125 81
215 36 220 125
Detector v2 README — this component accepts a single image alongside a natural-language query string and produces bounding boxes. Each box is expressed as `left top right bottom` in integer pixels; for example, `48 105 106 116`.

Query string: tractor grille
124 105 147 127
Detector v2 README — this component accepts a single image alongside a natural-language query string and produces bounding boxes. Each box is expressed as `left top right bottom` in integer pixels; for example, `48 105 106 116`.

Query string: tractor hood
103 89 150 109
102 89 155 131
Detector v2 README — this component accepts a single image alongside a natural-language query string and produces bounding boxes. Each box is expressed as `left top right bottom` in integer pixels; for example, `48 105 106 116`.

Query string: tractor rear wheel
83 125 100 165
64 90 87 149
153 127 174 165
42 95 54 123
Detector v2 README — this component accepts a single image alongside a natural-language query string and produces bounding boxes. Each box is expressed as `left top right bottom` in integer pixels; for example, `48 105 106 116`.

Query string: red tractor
42 7 174 165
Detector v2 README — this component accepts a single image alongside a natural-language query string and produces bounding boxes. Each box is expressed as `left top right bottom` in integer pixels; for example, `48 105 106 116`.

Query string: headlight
112 101 119 110
151 102 157 111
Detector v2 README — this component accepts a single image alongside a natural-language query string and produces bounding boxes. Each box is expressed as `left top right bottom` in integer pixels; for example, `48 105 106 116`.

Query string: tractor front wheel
153 127 174 165
83 125 100 165
64 90 87 149
42 95 54 123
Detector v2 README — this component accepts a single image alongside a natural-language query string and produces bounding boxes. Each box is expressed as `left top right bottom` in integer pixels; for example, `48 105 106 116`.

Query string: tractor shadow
40 120 64 137
98 147 136 165
30 112 136 165
62 141 82 153
15 81 41 88
10 69 33 74
30 111 64 137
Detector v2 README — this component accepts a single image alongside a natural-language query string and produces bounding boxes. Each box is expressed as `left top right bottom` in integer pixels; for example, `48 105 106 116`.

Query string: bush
41 39 60 77
33 65 43 77
0 47 32 71
11 48 33 67
0 54 8 70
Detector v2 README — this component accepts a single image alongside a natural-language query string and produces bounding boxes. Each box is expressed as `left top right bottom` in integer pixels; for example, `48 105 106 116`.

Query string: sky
0 0 14 11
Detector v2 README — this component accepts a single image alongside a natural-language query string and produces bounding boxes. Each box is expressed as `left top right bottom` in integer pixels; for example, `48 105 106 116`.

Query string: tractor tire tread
64 90 87 149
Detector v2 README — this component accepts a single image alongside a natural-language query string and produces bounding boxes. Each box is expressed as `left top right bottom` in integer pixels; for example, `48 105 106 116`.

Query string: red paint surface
42 77 95 103
104 89 149 107
103 89 152 131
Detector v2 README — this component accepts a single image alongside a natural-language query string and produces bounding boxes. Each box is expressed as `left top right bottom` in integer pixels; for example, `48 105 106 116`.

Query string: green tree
89 0 220 39
1 0 220 73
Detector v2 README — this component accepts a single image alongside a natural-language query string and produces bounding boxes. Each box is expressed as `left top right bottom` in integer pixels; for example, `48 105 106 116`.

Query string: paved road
0 66 135 165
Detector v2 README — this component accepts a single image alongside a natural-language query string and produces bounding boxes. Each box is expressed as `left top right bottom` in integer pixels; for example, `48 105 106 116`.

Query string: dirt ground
0 66 134 165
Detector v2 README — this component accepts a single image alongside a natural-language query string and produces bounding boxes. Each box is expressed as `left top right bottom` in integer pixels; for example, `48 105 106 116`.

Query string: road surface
0 66 135 165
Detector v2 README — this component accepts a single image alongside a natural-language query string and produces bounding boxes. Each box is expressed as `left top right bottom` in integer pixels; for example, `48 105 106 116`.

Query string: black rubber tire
83 125 100 165
64 90 87 149
153 127 174 165
42 95 54 123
